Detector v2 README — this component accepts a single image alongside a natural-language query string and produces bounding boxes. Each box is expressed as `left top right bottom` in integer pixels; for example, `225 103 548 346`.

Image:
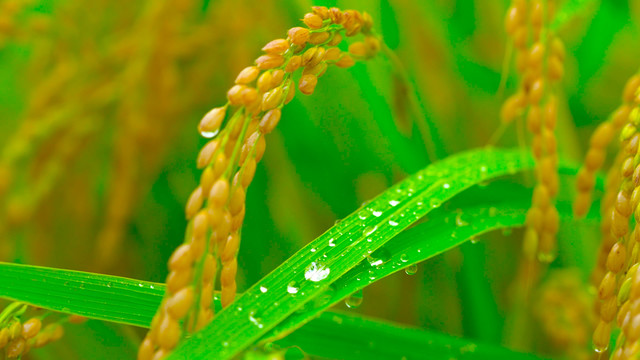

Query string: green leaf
170 148 535 359
0 262 164 328
276 311 542 360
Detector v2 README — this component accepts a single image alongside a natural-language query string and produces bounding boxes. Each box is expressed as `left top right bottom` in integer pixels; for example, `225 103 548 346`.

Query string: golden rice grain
261 39 290 55
235 66 260 84
285 56 302 73
260 109 281 134
303 13 323 29
165 287 194 320
198 107 225 134
157 317 180 350
6 338 25 358
299 74 318 95
255 54 285 70
288 27 309 46
308 31 330 45
138 337 154 360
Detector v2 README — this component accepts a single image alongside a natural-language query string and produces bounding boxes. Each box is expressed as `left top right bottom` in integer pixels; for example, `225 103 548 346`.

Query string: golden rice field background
0 0 638 359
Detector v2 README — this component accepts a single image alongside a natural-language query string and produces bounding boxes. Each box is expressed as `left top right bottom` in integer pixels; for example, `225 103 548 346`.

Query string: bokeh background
0 0 638 358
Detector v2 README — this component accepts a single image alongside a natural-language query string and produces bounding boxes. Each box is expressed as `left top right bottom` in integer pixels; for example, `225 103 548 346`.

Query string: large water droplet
389 200 400 207
305 262 330 282
363 225 377 236
200 129 220 139
372 210 382 217
259 286 268 293
358 209 370 220
405 264 418 276
287 281 299 294
400 254 409 263
388 218 399 227
345 290 363 309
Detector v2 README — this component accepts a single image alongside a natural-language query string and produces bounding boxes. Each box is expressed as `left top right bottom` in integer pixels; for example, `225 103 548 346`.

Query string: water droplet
405 264 418 275
372 210 382 217
363 225 377 236
248 310 264 328
455 213 468 227
200 129 220 139
389 200 400 207
310 248 316 253
470 236 479 244
443 183 450 189
287 281 299 294
388 219 399 227
259 286 268 293
358 209 370 220
345 290 363 309
328 238 336 247
400 254 409 263
429 198 441 209
305 262 330 282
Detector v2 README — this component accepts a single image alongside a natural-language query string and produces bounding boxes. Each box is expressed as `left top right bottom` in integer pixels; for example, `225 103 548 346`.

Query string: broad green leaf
170 148 535 359
0 262 163 328
275 311 542 360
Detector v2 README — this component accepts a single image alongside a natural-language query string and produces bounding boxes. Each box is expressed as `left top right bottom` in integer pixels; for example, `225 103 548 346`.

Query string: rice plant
0 0 636 359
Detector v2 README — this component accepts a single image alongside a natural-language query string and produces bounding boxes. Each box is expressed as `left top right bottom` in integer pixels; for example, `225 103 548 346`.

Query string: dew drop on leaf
455 213 468 227
305 262 330 282
405 264 418 276
345 290 363 309
363 225 377 236
287 281 299 294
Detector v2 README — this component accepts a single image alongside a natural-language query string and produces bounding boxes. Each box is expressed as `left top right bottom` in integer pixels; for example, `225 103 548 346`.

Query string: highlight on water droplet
389 200 400 207
328 238 336 247
259 286 268 293
248 310 264 329
372 210 382 217
287 281 300 294
305 261 330 282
